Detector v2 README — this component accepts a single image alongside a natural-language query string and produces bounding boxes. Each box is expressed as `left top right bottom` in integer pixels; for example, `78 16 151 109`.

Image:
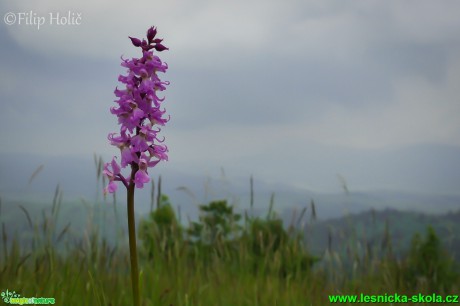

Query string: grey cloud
1 1 460 194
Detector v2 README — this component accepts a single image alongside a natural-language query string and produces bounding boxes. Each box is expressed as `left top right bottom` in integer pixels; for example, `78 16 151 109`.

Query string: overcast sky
1 1 460 193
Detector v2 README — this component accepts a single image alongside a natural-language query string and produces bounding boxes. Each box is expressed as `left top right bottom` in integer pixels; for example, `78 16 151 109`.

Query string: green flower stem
128 166 140 306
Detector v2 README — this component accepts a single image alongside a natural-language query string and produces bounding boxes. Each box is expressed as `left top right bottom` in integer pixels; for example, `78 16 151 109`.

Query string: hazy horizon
1 148 460 222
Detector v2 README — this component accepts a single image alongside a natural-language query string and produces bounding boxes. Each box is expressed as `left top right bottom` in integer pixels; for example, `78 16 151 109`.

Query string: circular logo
4 12 17 25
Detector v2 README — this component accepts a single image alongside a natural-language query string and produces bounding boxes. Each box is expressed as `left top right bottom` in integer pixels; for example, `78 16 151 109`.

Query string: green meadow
1 168 459 306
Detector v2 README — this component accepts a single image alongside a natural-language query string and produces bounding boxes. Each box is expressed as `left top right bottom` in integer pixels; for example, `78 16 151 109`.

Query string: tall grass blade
2 222 7 261
15 253 31 275
150 179 155 213
250 175 254 213
310 199 317 222
28 164 44 185
98 156 103 180
337 174 349 195
267 192 275 220
296 206 308 229
56 222 72 243
18 205 33 230
51 184 60 217
157 175 162 209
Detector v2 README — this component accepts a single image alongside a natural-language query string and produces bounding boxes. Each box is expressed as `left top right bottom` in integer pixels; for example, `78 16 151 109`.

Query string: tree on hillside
404 225 458 292
138 194 182 260
187 200 242 245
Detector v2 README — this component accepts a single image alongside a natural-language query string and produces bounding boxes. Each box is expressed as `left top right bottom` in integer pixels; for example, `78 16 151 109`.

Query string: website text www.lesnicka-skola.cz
329 293 459 303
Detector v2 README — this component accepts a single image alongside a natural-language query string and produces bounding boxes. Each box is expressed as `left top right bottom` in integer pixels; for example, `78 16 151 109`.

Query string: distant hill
287 207 460 263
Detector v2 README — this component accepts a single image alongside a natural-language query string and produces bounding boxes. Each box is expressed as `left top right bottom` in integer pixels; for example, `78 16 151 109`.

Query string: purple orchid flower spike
104 26 169 195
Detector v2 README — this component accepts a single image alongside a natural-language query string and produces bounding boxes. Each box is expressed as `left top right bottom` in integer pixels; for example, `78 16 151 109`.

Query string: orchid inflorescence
104 26 169 194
